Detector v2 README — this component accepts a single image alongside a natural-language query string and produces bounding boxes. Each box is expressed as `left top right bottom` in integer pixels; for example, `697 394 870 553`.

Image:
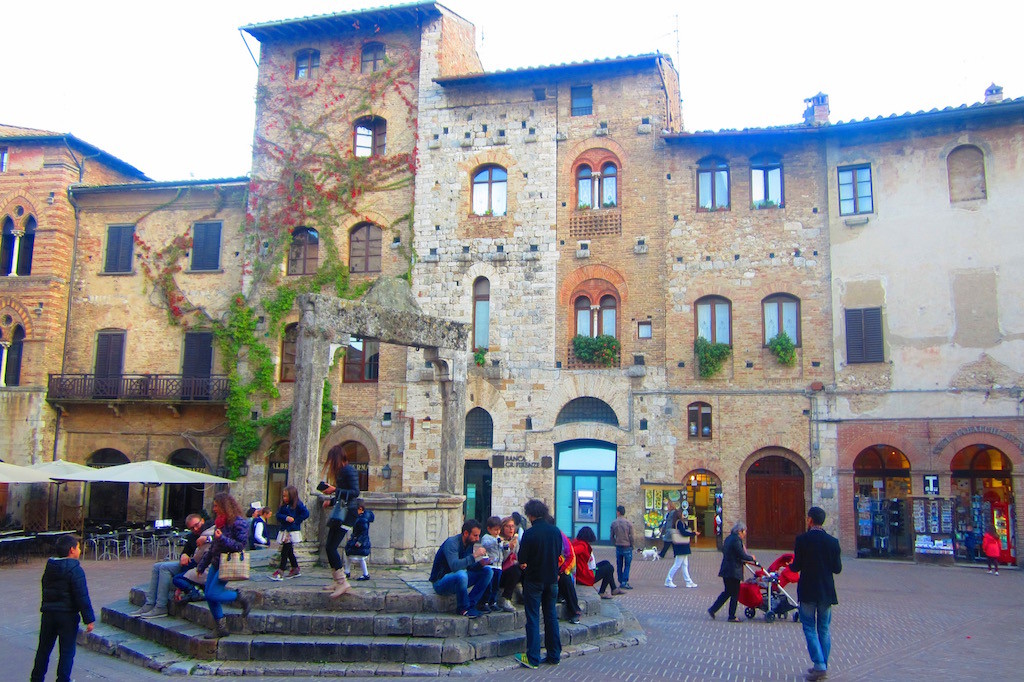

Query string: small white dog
641 547 661 561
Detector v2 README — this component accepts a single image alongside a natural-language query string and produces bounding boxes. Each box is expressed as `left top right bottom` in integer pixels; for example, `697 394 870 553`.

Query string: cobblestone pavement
3 548 1021 681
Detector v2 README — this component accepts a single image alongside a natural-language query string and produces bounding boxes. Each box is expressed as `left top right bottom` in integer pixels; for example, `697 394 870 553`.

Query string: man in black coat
31 534 95 682
514 499 563 669
790 506 842 681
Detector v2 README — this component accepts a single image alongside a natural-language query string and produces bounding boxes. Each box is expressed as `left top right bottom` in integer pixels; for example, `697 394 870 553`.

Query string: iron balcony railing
47 374 230 403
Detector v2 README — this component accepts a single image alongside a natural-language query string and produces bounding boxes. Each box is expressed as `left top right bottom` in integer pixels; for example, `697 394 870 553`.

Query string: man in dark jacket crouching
31 534 95 682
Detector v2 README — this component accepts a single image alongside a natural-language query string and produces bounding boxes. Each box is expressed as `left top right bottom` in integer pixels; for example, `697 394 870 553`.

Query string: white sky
2 0 1020 181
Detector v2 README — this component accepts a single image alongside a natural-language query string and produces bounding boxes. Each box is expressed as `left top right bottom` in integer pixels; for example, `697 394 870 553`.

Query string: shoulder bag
220 550 250 581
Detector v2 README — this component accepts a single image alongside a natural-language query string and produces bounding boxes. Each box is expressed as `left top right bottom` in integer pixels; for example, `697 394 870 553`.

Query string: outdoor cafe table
0 535 34 564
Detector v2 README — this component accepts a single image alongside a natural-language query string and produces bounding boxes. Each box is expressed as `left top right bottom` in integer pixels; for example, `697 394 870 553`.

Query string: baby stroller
738 553 800 622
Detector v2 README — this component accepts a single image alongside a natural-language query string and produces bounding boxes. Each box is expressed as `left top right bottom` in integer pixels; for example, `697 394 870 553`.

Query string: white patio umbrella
30 460 109 526
0 460 55 484
92 460 234 521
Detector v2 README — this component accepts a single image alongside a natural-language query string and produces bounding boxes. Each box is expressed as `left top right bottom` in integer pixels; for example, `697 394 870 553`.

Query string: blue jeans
432 568 489 612
146 560 184 607
486 566 502 604
615 546 633 584
522 580 561 666
799 601 832 671
204 565 239 620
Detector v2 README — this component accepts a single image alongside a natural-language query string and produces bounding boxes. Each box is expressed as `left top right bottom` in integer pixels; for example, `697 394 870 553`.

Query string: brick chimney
984 83 1004 104
803 92 830 125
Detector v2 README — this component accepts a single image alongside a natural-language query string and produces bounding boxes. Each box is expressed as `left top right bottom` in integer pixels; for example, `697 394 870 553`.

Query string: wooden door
745 456 806 549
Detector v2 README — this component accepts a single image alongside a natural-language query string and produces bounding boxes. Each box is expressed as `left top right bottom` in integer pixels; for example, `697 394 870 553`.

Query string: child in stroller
738 552 800 622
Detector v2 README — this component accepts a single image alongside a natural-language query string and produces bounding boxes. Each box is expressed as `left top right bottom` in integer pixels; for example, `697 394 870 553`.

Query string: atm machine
574 489 598 537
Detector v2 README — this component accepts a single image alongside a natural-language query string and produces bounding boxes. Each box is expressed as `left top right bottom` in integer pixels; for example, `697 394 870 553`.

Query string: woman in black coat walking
708 521 756 621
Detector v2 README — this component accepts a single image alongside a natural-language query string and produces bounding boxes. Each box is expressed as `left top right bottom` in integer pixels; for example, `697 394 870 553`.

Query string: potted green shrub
766 331 796 366
694 337 732 378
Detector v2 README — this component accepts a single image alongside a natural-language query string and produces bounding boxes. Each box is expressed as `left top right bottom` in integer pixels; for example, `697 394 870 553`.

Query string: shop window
280 323 298 382
104 224 135 274
465 407 493 448
361 42 386 74
571 85 593 116
190 221 221 271
697 156 729 211
555 396 619 426
354 116 387 157
343 337 379 383
472 165 507 216
763 293 800 346
947 145 986 202
687 402 712 439
845 307 883 363
838 164 873 215
287 227 319 276
348 223 382 274
294 49 320 80
473 277 490 350
1 324 24 387
750 153 783 208
695 296 731 345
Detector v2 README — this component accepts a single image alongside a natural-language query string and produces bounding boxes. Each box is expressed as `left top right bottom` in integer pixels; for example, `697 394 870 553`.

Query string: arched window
574 296 593 337
354 116 387 157
599 295 617 338
571 279 620 339
575 163 619 209
361 42 386 73
697 156 730 210
750 153 783 208
695 295 731 344
555 397 619 426
947 145 986 202
1 325 24 387
472 165 507 216
687 402 712 439
349 223 382 274
287 227 319 276
762 293 800 345
473 277 490 350
465 407 494 448
294 49 320 80
280 323 298 382
0 216 13 276
343 337 379 383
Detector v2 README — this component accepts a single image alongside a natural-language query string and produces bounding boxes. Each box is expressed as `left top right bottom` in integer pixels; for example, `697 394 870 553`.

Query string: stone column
8 231 23 276
435 349 470 495
286 301 334 505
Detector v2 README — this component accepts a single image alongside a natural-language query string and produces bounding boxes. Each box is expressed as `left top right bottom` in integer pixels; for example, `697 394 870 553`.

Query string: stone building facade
0 125 146 526
12 3 1022 565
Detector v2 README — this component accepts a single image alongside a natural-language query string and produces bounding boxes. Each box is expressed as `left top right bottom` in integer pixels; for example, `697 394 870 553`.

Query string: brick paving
2 548 1021 681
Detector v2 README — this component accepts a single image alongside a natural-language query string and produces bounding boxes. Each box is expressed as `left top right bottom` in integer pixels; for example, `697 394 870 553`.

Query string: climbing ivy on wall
128 40 420 477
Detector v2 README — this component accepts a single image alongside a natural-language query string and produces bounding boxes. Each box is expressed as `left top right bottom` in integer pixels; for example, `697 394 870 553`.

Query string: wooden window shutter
862 307 884 362
845 309 865 363
182 332 213 377
105 225 134 273
192 223 221 271
94 331 125 377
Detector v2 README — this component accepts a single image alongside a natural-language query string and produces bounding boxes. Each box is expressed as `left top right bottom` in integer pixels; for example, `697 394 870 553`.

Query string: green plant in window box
767 331 796 366
577 202 591 210
473 346 488 367
694 337 732 378
572 334 620 367
751 199 778 209
601 200 617 209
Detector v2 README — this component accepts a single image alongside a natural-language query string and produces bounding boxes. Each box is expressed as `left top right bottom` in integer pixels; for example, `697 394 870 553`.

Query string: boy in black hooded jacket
31 534 95 682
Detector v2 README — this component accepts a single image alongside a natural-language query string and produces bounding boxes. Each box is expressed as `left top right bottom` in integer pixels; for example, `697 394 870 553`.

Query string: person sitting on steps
429 519 490 618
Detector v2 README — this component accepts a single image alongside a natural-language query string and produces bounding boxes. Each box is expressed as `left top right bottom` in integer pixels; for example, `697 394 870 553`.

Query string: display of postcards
940 500 953 533
928 500 940 533
912 499 926 533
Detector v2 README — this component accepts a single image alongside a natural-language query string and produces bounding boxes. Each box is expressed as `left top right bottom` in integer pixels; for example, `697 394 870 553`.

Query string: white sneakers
685 582 698 588
665 580 677 588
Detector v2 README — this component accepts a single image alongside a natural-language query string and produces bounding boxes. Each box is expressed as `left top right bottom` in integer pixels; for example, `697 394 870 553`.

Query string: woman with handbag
664 511 699 588
195 492 251 639
320 445 360 597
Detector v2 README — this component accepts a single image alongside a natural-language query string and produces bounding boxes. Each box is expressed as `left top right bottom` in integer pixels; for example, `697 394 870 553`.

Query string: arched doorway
164 449 210 526
745 453 806 548
341 441 370 492
267 442 289 513
555 439 617 543
684 470 723 549
87 449 129 525
951 444 1016 564
853 445 912 558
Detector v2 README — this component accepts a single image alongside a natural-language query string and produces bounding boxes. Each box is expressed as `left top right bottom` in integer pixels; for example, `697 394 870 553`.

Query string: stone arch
541 373 627 432
0 194 39 225
0 298 33 339
321 421 380 464
839 432 919 470
466 378 510 446
934 428 1024 472
558 264 628 307
561 137 628 179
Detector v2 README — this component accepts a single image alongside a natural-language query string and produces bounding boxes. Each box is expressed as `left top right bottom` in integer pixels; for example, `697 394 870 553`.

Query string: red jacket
571 539 595 586
982 532 1001 559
